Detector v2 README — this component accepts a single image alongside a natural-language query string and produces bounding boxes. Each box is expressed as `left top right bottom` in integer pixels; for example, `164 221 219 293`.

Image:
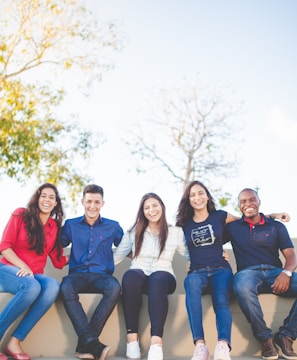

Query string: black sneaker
84 339 111 360
274 334 297 360
75 338 95 359
261 338 278 360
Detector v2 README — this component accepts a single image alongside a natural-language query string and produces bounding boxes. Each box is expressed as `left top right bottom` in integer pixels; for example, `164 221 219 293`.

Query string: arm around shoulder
175 226 190 260
225 212 240 224
113 230 133 265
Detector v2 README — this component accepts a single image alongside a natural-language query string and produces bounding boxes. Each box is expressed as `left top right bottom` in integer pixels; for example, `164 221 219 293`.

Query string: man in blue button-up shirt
60 184 123 360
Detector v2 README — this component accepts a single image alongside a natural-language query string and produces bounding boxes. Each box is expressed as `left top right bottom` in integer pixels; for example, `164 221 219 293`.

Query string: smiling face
238 189 261 221
189 184 209 211
143 197 163 225
38 187 57 215
82 192 105 225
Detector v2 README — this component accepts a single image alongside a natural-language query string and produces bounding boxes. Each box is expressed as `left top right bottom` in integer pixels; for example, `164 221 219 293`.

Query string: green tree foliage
0 0 124 203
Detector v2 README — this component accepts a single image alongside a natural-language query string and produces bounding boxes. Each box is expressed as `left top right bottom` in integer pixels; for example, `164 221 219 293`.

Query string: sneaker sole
274 343 297 360
75 352 95 360
262 355 278 360
98 346 111 360
190 355 209 360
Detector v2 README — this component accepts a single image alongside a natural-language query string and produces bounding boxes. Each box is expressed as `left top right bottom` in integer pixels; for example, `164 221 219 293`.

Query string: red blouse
0 208 67 274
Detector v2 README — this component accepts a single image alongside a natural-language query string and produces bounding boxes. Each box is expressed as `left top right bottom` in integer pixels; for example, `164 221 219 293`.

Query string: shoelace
194 344 207 356
217 343 228 352
263 343 272 351
150 345 162 353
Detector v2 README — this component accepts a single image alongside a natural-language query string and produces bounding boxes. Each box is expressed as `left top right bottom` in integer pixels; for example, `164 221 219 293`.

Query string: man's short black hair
83 184 104 198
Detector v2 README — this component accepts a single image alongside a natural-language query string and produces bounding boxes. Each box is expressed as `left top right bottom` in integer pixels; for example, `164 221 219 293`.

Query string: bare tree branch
125 77 243 197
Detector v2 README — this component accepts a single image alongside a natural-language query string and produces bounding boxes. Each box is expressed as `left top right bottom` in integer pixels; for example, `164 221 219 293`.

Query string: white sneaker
191 343 210 360
126 341 141 359
214 341 231 360
147 344 163 360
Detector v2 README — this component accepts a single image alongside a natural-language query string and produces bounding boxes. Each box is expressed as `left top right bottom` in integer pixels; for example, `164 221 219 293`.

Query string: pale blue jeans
0 264 60 341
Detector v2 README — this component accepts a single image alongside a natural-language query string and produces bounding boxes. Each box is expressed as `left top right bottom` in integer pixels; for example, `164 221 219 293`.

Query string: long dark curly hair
23 183 64 258
176 180 216 227
129 193 168 258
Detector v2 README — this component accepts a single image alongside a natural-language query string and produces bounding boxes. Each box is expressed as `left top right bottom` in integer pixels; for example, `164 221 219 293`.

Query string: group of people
0 182 297 360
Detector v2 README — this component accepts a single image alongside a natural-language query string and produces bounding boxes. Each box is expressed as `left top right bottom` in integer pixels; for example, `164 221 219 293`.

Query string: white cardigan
113 225 189 276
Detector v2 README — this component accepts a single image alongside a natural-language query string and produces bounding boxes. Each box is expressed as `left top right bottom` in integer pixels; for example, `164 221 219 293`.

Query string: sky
1 0 297 236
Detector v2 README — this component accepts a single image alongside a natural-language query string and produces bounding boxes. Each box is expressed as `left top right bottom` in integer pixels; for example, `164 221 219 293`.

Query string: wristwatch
282 269 292 277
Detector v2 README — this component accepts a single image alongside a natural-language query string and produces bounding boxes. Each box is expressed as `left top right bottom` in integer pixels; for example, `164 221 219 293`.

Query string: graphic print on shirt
191 224 216 247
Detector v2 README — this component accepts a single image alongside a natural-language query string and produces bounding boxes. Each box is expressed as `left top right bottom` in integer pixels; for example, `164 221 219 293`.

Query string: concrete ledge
1 292 296 358
1 252 297 358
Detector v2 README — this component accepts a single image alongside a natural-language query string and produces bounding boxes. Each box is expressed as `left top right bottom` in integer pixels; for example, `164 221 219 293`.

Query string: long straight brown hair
129 193 168 258
176 180 216 227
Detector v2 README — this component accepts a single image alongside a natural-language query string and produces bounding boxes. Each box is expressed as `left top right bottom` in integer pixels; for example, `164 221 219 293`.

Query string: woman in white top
114 193 188 360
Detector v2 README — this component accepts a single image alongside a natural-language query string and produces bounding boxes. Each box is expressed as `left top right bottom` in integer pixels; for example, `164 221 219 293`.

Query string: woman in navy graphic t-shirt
176 180 288 360
176 180 239 360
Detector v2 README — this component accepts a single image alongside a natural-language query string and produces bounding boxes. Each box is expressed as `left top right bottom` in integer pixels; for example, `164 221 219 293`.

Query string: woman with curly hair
0 183 68 360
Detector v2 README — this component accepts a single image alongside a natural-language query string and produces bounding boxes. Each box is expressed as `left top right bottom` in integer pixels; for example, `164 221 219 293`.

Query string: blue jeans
184 266 233 347
0 264 60 341
60 272 121 343
122 269 176 337
233 265 297 341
